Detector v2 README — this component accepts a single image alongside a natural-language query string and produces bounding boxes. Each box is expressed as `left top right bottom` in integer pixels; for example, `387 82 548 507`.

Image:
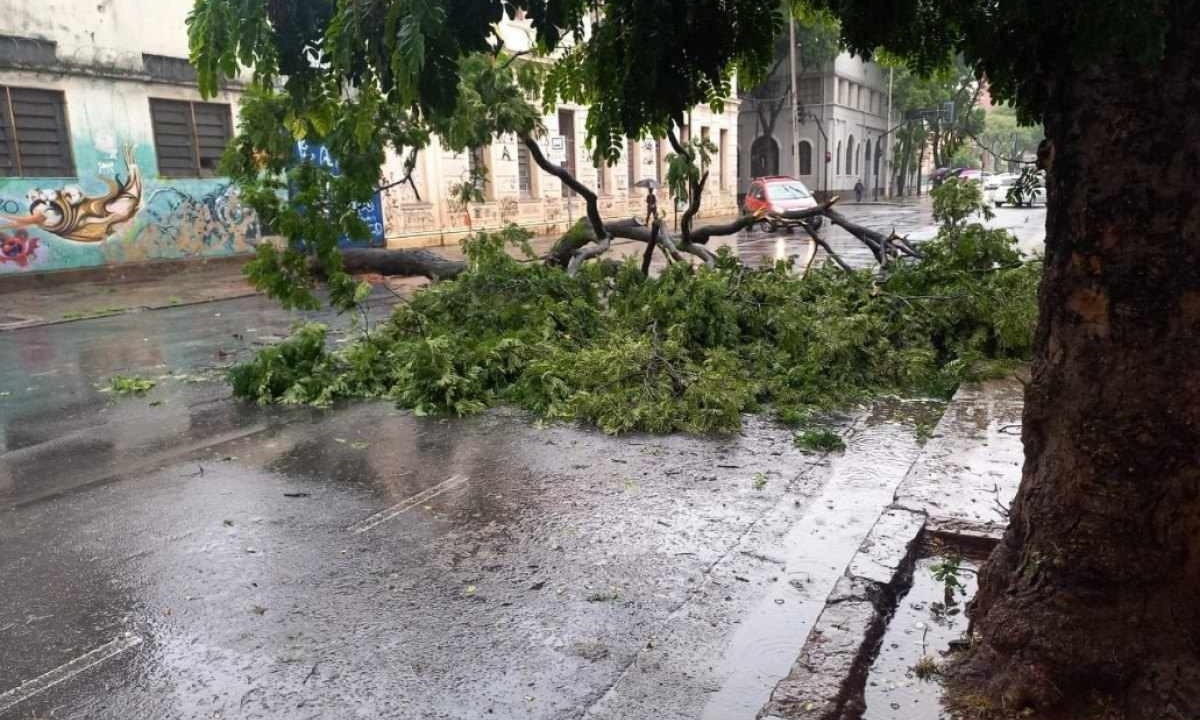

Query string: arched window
750 135 780 178
797 140 813 176
835 140 843 175
862 140 871 179
845 135 855 176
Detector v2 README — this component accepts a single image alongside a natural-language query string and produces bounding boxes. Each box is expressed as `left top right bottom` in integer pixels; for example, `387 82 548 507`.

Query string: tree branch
521 135 607 244
799 223 853 273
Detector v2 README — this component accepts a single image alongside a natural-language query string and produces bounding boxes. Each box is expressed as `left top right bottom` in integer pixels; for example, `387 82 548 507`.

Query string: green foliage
793 428 846 452
930 555 969 602
229 201 1038 434
1006 167 1044 207
107 375 157 396
799 0 1170 125
665 135 718 205
978 105 1043 169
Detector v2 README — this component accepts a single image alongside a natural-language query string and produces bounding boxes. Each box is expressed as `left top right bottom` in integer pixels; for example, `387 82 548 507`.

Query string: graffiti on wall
0 148 142 243
0 144 259 274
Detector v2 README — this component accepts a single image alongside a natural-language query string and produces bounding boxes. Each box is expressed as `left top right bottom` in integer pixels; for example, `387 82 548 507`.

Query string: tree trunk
338 248 465 280
955 18 1200 719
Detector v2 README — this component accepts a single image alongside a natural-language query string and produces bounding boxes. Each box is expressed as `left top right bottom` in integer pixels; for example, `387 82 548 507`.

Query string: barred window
517 144 532 199
0 86 74 177
798 77 823 107
149 98 232 178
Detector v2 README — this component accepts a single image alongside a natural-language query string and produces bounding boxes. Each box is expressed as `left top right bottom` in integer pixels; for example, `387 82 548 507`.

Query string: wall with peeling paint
0 3 257 275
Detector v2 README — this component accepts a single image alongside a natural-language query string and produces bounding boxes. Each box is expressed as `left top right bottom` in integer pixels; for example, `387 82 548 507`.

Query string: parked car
742 176 823 232
955 168 986 183
986 170 1045 207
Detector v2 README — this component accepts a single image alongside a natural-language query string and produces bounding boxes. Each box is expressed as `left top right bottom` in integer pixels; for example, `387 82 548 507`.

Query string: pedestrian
644 187 658 225
854 179 865 203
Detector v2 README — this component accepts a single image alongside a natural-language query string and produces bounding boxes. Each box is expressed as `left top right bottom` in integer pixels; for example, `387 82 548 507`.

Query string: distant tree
807 0 1200 716
884 56 985 192
977 105 1043 172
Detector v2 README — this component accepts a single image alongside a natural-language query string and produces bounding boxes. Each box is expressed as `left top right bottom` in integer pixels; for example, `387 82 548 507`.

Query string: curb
757 506 928 720
758 376 1023 720
0 290 262 333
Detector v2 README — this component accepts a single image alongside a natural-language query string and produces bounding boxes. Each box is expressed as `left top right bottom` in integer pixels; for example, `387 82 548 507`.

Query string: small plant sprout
930 555 971 605
752 472 767 491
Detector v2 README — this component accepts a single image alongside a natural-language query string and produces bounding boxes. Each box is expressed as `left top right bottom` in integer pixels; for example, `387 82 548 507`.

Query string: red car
742 176 823 232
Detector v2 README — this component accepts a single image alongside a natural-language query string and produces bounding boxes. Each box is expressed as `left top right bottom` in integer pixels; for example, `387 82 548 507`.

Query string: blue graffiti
292 141 386 248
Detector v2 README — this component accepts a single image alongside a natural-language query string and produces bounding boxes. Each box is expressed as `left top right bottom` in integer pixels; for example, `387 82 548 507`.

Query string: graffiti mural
0 143 259 274
0 148 142 243
0 230 38 267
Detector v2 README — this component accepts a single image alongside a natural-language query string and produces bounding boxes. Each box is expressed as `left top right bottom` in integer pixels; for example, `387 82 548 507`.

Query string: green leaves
229 208 1038 435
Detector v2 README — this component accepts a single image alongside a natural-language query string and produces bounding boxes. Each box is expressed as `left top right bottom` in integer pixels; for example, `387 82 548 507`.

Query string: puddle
863 556 980 720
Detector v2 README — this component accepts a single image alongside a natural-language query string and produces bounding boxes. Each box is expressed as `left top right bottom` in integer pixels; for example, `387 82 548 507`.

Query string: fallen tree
232 181 1038 435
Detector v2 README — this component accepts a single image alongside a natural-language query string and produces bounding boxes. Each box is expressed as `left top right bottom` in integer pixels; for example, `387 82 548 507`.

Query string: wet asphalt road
0 212 973 719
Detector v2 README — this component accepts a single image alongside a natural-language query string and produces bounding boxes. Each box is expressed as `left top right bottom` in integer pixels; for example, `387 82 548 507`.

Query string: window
468 146 488 196
626 138 638 195
845 135 855 175
517 143 532 199
835 141 842 175
798 77 823 107
595 158 606 195
558 109 576 197
149 98 232 178
719 129 729 189
798 140 813 176
0 86 73 177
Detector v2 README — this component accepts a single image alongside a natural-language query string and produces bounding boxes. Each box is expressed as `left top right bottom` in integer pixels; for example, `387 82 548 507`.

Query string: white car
986 171 1046 207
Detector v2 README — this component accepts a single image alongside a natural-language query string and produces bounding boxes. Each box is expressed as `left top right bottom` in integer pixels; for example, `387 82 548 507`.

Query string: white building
738 52 892 198
379 12 740 249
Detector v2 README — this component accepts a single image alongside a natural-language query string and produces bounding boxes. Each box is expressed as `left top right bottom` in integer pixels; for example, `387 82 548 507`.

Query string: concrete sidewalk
0 257 258 331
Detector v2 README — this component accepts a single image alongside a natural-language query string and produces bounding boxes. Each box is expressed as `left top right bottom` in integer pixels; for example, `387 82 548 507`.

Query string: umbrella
633 178 660 190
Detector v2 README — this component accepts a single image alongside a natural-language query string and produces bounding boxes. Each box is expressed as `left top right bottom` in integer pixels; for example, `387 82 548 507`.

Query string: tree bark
954 14 1200 719
339 247 466 280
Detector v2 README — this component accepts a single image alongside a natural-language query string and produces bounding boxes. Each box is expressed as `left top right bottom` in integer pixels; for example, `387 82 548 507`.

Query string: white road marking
0 634 143 713
348 474 469 534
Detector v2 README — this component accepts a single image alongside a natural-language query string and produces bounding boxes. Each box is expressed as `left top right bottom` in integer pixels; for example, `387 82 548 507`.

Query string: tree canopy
805 0 1172 124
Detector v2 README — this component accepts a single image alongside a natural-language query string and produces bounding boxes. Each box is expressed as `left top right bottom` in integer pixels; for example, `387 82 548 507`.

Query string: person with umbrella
635 178 659 225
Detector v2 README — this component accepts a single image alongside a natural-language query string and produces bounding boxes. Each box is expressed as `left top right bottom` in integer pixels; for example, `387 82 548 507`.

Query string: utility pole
788 14 800 179
884 65 894 198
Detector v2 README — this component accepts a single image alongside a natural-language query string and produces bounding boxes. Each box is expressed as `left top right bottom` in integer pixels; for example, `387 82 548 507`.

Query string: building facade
0 3 740 276
0 1 257 276
738 52 892 199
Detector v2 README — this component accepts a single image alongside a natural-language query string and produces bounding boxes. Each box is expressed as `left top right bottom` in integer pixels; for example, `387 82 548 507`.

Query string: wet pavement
0 288 948 718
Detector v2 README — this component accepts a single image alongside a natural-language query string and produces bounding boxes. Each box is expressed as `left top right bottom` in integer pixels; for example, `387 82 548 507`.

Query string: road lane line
348 474 469 534
0 634 143 713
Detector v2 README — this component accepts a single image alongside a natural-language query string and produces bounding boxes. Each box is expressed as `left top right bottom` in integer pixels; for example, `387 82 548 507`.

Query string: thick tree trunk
955 16 1200 719
339 248 465 280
